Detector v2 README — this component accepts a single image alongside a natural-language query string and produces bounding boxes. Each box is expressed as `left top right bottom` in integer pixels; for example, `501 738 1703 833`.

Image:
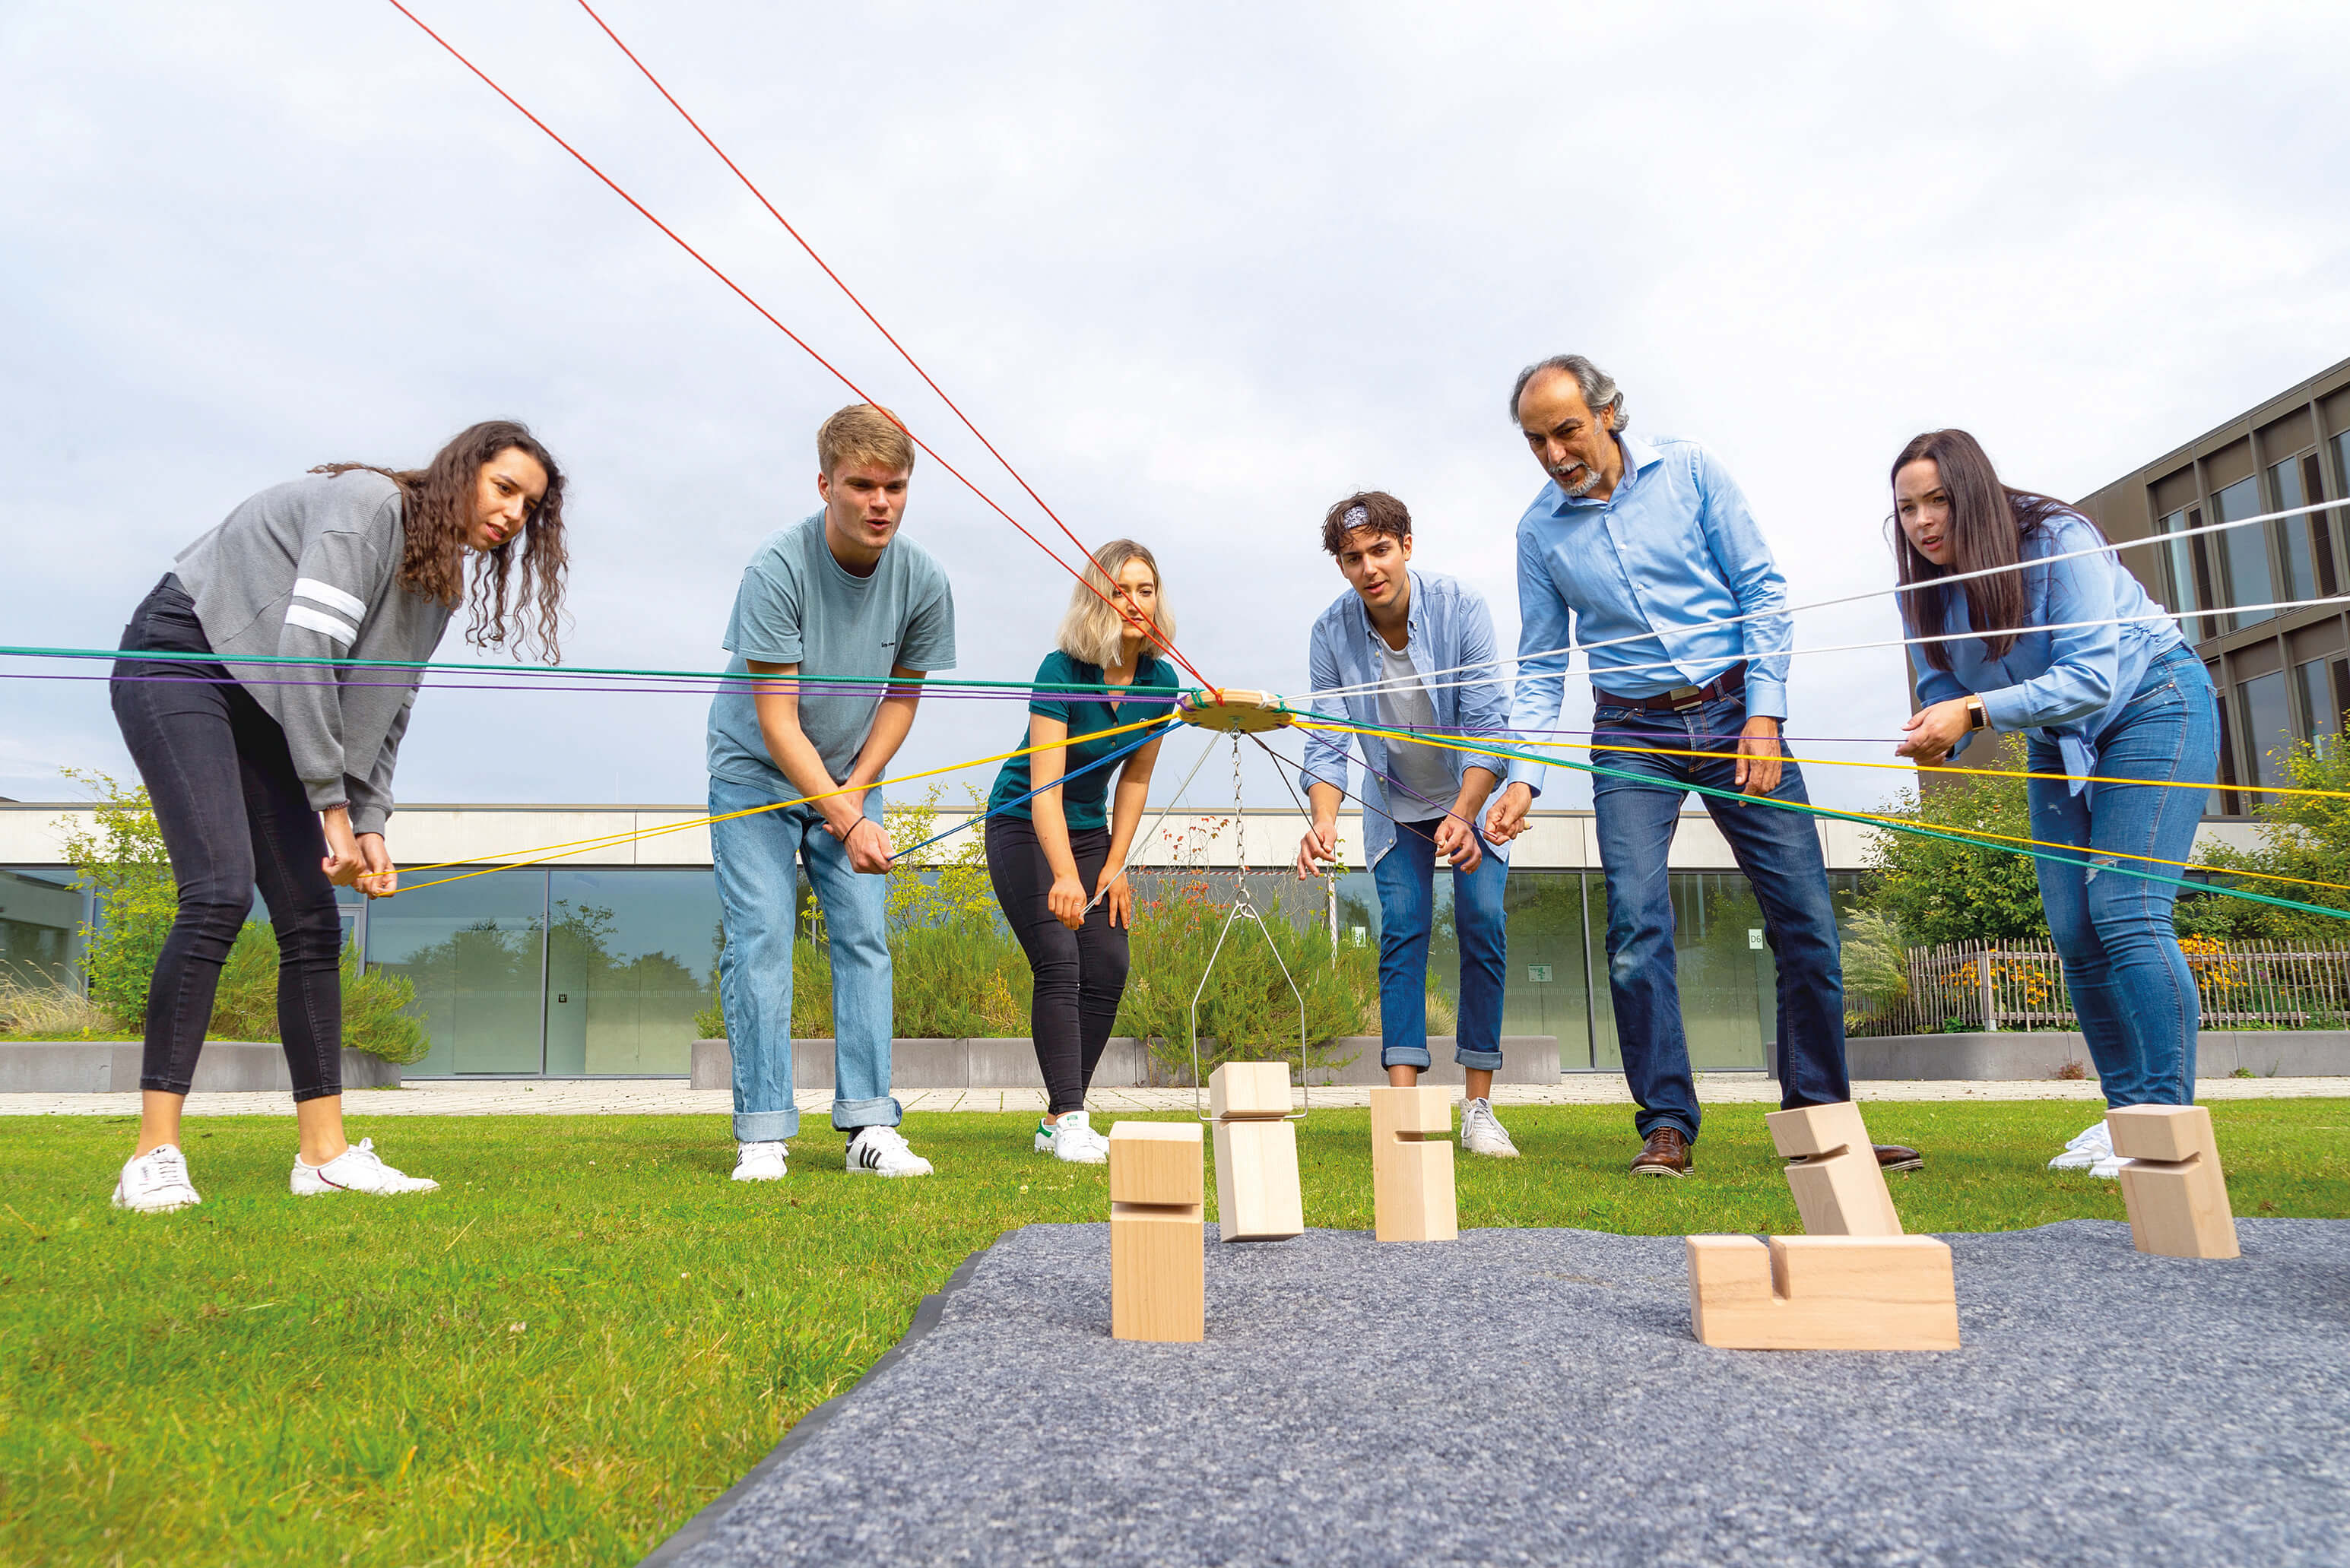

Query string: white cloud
3 0 2346 822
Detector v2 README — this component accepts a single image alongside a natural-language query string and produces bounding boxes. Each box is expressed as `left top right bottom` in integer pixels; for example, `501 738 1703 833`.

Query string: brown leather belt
1594 663 1746 714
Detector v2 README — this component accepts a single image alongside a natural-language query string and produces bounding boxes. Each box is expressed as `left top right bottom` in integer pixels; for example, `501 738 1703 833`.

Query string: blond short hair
817 404 916 477
1056 540 1175 669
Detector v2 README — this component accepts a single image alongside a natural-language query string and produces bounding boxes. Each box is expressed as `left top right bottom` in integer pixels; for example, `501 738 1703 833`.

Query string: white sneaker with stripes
846 1125 934 1177
1041 1110 1109 1164
290 1137 439 1196
1460 1098 1521 1158
113 1144 202 1213
2048 1120 2113 1171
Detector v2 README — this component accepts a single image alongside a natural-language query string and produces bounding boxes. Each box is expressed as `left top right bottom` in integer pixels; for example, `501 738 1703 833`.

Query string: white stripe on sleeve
292 578 368 619
284 603 360 645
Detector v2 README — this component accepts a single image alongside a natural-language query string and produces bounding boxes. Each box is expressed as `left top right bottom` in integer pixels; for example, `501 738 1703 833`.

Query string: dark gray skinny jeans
111 576 344 1100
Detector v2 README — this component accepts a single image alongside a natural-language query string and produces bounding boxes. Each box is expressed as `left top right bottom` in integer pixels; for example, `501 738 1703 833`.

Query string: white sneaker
2049 1120 2114 1171
1460 1098 1520 1158
113 1144 202 1213
846 1125 934 1177
1043 1110 1109 1164
733 1140 789 1181
290 1137 439 1196
2086 1152 2129 1180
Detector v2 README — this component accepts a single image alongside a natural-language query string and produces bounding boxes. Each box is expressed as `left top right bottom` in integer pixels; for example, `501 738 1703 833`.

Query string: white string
1297 590 2350 713
1307 496 2336 704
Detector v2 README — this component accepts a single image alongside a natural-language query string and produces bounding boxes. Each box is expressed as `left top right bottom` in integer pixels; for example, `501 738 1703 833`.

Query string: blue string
892 721 1174 861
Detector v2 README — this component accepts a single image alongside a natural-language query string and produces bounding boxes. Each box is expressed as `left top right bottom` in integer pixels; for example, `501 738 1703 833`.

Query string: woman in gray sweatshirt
106 420 570 1212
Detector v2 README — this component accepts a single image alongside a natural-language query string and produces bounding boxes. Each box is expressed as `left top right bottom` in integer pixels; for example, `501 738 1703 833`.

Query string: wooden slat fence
1849 938 2350 1036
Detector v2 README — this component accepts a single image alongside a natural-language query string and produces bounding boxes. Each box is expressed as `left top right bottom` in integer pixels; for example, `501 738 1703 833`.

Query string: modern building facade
3 801 1882 1082
2076 353 2350 816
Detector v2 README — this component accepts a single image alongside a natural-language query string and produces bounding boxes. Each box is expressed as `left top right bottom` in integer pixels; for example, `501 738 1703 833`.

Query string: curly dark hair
1320 489 1412 556
312 420 569 661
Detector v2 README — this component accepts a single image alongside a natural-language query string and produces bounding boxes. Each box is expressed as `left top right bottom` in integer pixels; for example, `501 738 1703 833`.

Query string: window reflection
2214 476 2271 629
546 870 720 1075
2240 670 2294 793
368 870 547 1075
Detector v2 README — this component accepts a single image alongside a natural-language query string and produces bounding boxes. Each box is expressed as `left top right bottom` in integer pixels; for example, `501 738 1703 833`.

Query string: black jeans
985 815 1129 1116
110 577 344 1101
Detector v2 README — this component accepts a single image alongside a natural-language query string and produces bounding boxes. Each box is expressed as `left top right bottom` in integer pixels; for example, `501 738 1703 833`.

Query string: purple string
12 668 1188 704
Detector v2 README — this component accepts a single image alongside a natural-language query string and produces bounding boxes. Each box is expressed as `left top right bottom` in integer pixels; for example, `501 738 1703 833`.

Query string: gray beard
1553 464 1601 498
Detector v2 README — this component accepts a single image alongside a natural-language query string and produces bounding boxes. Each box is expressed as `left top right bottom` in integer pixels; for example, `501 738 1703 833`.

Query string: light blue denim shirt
1299 569 1519 869
1507 432 1793 795
1913 512 2184 794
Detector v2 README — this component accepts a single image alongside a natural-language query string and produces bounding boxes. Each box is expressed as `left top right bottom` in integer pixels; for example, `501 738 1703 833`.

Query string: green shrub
57 767 178 1028
1860 736 2049 946
201 924 429 1064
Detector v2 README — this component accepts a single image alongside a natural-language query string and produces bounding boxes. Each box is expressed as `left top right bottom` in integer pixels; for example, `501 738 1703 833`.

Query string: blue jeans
2027 646 2218 1108
1591 695 1848 1143
709 777 901 1142
1372 823 1508 1072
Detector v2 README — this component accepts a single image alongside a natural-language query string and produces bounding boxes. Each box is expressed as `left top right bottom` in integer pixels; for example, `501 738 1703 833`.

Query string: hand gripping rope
1173 690 1311 1122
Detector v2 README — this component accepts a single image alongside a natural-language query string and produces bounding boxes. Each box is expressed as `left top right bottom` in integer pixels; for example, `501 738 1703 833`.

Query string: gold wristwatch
1965 696 1988 732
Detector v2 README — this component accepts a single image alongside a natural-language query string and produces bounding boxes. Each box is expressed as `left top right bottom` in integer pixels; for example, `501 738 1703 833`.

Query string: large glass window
0 867 86 990
2270 458 2316 605
2156 506 2201 632
2214 476 2272 629
1498 871 1594 1071
2297 658 2339 741
2240 670 2295 794
368 869 547 1075
546 869 719 1075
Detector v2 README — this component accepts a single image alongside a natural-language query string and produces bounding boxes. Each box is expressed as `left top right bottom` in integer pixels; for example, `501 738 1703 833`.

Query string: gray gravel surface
652 1220 2350 1567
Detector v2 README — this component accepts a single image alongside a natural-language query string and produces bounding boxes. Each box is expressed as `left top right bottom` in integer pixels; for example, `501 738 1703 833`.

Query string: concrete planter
1848 1029 2350 1081
0 1041 404 1094
689 1035 1561 1091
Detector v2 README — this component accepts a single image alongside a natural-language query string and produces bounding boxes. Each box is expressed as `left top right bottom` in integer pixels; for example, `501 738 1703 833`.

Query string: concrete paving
648 1219 2350 1567
4 1074 2345 1119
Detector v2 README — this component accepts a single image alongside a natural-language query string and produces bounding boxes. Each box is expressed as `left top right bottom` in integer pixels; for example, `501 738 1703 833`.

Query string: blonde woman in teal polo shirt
985 541 1178 1162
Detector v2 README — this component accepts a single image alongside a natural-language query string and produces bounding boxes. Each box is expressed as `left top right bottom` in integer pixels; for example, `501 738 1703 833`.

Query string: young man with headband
1296 491 1523 1157
706 404 956 1181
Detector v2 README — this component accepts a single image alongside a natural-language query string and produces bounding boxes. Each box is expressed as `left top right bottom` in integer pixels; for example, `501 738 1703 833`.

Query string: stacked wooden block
1210 1063 1304 1243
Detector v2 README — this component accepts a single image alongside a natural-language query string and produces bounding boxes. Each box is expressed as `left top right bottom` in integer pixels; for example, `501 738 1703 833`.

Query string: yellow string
385 715 1168 895
1294 717 2350 802
1293 718 2350 898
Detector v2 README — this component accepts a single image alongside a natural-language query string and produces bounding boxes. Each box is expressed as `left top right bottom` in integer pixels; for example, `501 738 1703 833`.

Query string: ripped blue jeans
2027 646 2218 1107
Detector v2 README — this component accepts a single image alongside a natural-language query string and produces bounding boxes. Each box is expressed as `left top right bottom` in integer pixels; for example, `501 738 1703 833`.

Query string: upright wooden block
1765 1101 1903 1237
1108 1121 1204 1342
1686 1234 1959 1351
1208 1063 1303 1243
1368 1085 1456 1243
2107 1105 2240 1259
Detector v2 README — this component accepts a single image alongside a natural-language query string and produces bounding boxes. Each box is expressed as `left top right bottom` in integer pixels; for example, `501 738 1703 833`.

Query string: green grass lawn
6 1100 2347 1566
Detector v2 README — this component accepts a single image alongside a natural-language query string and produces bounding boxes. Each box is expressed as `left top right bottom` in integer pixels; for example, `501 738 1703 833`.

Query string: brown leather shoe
1629 1126 1691 1177
1876 1144 1923 1173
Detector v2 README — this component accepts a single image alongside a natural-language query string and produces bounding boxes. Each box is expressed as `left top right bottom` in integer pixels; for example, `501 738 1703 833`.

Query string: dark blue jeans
2027 646 2218 1107
1371 824 1508 1071
1591 695 1847 1143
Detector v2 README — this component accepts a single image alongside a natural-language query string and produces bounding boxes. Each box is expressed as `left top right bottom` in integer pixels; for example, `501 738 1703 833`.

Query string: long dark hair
313 420 569 660
1891 429 2091 673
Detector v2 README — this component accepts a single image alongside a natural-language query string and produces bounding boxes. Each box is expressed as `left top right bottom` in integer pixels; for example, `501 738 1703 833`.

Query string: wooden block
1686 1234 1959 1351
1108 1121 1205 1342
2107 1106 2240 1259
1108 1120 1204 1206
1765 1101 1902 1237
1112 1204 1204 1342
1209 1061 1293 1120
1368 1085 1456 1243
1213 1118 1304 1242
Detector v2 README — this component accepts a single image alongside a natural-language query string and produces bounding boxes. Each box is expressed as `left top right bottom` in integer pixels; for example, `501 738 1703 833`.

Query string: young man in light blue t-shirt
707 404 956 1181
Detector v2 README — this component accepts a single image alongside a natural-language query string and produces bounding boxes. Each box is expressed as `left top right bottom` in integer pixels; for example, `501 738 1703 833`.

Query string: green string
1318 715 2350 923
0 642 1153 696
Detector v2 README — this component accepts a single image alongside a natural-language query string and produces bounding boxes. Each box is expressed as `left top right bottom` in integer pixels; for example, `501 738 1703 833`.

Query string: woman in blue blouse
1890 429 2218 1177
985 541 1177 1162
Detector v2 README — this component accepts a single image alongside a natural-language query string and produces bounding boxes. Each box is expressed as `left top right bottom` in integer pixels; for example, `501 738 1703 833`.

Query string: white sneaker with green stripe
1035 1110 1108 1164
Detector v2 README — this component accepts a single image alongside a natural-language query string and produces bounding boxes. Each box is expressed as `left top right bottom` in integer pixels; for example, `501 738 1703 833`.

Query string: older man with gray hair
1483 356 1920 1180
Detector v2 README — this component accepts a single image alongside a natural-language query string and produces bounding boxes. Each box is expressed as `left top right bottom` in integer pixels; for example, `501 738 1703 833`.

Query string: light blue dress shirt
1912 512 2184 794
1507 432 1793 795
1299 569 1518 869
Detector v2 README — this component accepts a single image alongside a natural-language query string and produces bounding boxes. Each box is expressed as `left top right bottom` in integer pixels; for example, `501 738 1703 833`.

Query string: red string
382 0 1215 689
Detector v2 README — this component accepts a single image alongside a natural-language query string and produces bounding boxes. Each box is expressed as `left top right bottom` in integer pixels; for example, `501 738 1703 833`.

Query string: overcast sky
5 0 2347 830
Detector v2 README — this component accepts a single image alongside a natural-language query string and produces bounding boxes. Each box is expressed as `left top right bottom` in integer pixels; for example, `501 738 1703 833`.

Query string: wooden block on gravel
1369 1085 1456 1243
2108 1106 2240 1260
1765 1101 1903 1237
1686 1234 1959 1351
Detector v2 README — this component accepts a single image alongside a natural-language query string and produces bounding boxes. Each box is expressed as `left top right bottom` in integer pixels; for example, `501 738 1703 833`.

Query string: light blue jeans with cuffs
710 776 901 1142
